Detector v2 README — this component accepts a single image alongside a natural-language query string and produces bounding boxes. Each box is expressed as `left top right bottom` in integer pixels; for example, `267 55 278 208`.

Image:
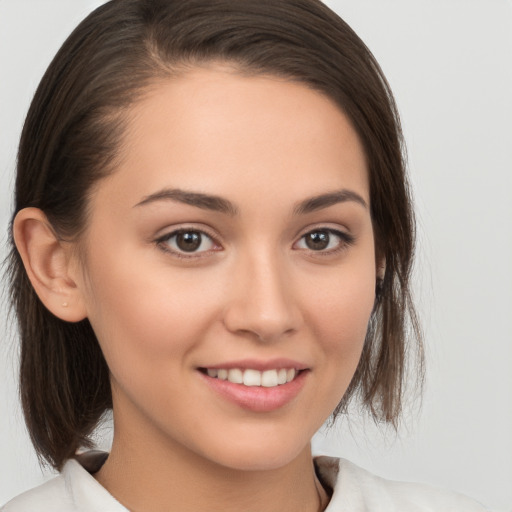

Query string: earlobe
13 207 87 322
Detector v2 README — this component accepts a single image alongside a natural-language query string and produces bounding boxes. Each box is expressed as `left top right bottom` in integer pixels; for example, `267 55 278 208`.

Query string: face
73 65 377 471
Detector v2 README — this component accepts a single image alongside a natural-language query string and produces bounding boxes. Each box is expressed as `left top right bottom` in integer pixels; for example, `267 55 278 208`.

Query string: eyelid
293 226 355 254
155 225 223 259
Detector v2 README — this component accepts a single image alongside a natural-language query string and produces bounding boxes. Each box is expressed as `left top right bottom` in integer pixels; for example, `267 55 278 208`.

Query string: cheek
305 262 376 355
295 259 376 419
80 249 220 382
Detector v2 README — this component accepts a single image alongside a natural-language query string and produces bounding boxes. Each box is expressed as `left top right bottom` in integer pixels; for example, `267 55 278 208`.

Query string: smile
198 363 309 412
202 368 298 387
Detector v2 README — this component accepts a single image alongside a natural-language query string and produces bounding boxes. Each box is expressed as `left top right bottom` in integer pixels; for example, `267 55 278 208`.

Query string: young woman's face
75 66 377 471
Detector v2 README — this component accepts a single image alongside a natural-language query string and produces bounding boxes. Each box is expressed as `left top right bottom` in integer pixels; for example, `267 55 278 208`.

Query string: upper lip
198 358 310 371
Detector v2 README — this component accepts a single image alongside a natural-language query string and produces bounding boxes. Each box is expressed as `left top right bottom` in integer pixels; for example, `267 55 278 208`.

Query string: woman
1 0 490 510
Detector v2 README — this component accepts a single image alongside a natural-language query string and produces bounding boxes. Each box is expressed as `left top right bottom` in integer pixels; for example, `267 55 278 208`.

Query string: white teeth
261 369 278 387
243 369 262 386
205 367 300 387
227 368 243 384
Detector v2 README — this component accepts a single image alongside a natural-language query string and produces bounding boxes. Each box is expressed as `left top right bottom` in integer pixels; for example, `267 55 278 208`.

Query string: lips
198 360 309 412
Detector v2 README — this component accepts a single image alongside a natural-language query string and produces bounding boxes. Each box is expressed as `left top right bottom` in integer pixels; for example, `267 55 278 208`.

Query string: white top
1 452 489 511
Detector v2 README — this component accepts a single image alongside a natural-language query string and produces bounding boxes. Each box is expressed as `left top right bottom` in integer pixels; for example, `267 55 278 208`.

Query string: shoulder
1 474 72 512
315 456 490 512
1 452 125 512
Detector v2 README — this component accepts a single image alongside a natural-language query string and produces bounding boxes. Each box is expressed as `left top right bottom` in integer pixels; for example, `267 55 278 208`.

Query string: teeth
243 369 261 386
261 370 278 387
205 367 299 387
228 368 243 384
277 368 287 385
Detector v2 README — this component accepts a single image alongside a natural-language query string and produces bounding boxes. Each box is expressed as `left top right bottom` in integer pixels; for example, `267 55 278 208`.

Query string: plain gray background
1 1 511 510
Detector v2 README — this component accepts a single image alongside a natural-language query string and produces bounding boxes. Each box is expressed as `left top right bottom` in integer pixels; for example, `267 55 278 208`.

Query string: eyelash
155 228 221 259
293 228 355 256
155 227 355 259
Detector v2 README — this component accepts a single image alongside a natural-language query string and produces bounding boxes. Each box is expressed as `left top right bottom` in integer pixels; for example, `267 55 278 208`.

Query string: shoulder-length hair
7 0 422 470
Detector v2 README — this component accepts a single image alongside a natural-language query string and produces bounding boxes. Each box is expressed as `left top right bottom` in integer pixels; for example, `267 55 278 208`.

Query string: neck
95 431 328 512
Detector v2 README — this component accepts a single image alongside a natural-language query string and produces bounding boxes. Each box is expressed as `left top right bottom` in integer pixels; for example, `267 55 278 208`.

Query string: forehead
95 66 369 211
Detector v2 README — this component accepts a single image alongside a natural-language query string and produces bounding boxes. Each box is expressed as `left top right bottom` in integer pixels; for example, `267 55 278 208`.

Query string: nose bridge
223 244 301 341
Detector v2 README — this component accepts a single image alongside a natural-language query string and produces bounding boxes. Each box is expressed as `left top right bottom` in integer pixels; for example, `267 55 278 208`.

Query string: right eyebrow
133 188 239 216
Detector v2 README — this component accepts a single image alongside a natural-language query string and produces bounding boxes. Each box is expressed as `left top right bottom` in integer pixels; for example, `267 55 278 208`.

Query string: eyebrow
134 188 239 215
134 187 367 215
293 189 368 215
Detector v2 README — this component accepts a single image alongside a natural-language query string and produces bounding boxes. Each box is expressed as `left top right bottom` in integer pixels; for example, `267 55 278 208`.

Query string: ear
13 207 87 322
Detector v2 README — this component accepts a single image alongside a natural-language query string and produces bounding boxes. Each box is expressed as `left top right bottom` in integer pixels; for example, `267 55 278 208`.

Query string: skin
14 65 378 512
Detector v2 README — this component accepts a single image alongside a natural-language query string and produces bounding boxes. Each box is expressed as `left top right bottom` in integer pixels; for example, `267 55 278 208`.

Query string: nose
222 250 303 343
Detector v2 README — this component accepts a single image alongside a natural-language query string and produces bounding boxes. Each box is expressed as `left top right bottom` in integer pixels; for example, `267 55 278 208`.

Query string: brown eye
160 230 216 254
176 231 202 252
294 228 354 253
304 231 330 250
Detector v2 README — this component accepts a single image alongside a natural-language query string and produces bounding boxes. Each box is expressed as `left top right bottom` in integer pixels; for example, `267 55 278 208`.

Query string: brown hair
7 0 422 470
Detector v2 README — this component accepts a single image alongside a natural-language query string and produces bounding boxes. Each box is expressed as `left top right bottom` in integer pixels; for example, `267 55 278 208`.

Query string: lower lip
199 370 308 412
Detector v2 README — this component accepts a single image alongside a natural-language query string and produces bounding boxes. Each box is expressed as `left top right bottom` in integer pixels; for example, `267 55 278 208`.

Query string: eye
157 229 218 255
294 228 354 253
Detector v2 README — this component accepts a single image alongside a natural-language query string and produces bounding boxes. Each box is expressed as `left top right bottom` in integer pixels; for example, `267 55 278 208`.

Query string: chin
197 433 313 472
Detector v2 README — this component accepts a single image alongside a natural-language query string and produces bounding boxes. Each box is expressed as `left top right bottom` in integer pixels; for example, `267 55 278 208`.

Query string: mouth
198 363 309 412
199 367 302 388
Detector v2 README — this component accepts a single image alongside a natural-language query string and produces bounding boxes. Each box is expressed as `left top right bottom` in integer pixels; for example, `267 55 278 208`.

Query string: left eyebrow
293 189 368 215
